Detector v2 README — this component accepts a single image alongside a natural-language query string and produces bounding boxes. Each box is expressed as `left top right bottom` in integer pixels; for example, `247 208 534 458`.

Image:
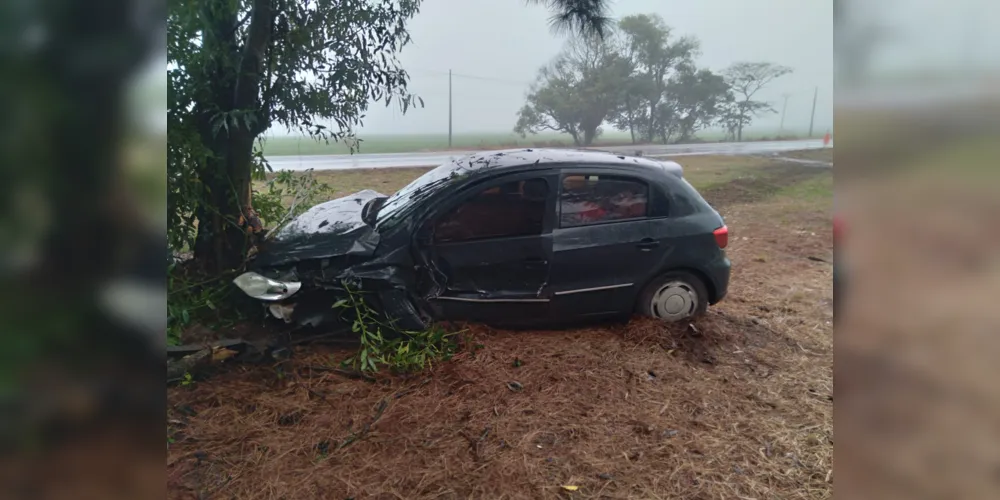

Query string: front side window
433 178 549 243
559 174 649 228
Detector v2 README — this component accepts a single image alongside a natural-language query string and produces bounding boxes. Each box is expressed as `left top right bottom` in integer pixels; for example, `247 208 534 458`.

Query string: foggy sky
339 0 834 137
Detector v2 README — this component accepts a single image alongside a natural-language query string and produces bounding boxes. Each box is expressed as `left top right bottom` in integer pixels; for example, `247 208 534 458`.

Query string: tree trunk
191 0 273 273
627 96 636 144
737 125 743 142
647 102 657 143
569 130 581 147
192 129 255 273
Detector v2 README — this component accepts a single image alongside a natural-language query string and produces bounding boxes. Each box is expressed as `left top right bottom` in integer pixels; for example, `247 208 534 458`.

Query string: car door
549 169 671 320
414 172 557 324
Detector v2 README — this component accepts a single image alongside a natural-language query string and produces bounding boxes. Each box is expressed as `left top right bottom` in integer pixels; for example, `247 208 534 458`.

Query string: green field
258 128 818 156
254 150 832 212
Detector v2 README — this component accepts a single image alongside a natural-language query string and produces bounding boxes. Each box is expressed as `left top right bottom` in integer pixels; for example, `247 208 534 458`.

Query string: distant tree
612 14 699 143
514 36 631 146
663 68 731 143
721 62 793 141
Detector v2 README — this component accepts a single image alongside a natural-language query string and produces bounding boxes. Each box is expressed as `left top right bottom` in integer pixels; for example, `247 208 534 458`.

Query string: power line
407 67 532 86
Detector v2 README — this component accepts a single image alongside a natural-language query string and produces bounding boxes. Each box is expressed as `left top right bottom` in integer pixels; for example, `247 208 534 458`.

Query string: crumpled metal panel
252 190 385 268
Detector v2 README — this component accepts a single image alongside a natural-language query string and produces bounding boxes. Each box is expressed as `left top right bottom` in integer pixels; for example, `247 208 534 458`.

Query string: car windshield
374 161 470 230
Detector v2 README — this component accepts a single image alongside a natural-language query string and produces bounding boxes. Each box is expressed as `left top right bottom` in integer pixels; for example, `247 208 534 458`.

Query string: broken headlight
232 272 302 301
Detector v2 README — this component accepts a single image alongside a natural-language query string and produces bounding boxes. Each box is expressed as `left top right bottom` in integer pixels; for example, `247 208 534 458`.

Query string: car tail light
833 216 844 245
713 225 728 249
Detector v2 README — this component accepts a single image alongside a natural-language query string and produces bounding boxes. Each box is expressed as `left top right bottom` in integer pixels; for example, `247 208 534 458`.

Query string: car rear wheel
638 271 709 322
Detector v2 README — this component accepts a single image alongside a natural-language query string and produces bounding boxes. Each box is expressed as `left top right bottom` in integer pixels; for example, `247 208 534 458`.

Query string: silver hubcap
651 281 698 321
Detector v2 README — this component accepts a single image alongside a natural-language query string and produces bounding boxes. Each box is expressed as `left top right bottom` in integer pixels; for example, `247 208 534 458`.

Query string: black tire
637 271 709 322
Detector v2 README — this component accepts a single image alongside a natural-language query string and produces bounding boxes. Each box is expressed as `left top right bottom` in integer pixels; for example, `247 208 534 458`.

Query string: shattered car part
238 148 730 330
233 272 302 301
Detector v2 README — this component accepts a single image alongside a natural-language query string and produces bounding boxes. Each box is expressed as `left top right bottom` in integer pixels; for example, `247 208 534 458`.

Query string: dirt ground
169 153 834 499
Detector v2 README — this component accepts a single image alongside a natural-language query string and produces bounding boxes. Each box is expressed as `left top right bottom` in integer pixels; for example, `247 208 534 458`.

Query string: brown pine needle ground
169 154 834 500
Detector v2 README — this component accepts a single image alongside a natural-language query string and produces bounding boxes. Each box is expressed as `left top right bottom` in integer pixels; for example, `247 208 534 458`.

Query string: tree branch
234 0 274 110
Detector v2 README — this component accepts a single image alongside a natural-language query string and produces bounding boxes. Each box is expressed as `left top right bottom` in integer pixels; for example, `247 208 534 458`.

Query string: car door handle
523 258 548 267
636 238 660 251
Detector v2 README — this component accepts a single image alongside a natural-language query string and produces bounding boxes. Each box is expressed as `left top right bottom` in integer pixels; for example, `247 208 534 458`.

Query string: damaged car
234 148 731 331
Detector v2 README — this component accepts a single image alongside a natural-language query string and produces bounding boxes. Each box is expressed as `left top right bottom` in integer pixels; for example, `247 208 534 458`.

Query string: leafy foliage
526 0 614 39
167 262 240 346
168 0 424 270
613 14 700 143
336 285 459 373
664 68 731 142
515 35 632 146
251 168 332 232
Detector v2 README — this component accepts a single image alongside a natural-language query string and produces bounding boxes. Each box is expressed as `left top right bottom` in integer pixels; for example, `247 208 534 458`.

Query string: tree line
514 14 793 147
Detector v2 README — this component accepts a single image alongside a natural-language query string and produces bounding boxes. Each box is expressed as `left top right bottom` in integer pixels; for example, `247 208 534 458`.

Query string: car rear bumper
705 255 731 305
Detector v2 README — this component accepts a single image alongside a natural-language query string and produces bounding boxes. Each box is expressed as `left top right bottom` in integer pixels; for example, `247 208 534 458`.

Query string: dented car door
415 173 557 324
549 169 668 319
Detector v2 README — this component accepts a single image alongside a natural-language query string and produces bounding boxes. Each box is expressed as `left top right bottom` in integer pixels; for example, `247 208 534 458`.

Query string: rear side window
559 174 648 228
433 177 549 243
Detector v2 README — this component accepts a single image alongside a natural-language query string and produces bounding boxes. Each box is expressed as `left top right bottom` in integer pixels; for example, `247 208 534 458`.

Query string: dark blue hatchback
235 149 730 329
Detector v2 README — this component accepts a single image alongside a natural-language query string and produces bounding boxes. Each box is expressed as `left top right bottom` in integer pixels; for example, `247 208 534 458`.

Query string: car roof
448 148 684 178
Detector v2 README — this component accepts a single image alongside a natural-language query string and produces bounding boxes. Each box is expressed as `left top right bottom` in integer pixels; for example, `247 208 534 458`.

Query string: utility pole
779 93 790 132
448 69 453 148
808 86 818 138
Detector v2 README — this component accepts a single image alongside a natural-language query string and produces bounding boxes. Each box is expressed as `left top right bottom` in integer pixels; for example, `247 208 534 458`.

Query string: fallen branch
166 338 281 382
335 379 431 450
337 399 389 450
167 349 211 382
167 338 247 357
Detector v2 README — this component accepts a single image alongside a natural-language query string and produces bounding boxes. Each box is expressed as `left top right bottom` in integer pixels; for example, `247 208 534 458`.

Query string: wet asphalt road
265 138 827 172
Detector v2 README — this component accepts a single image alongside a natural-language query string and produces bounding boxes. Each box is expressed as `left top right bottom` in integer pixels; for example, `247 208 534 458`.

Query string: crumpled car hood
252 189 387 268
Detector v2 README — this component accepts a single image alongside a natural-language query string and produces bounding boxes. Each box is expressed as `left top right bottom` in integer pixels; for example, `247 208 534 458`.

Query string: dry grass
170 158 833 499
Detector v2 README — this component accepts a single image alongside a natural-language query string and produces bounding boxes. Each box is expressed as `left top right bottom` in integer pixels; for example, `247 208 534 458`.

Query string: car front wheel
638 271 709 322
